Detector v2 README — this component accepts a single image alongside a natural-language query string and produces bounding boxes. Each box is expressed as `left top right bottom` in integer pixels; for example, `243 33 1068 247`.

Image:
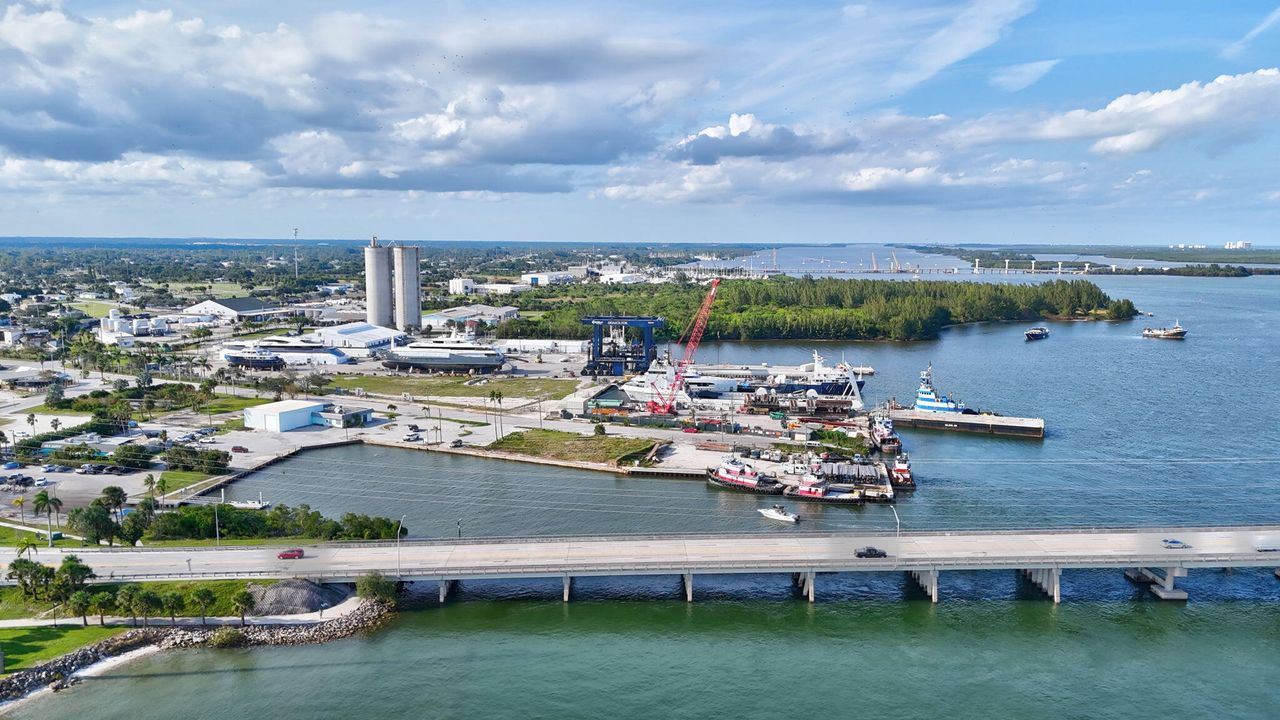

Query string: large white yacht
220 336 350 366
381 331 506 373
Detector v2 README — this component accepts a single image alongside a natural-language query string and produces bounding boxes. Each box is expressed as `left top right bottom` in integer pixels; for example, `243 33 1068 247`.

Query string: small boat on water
758 505 799 523
707 457 784 494
1024 327 1049 341
783 475 862 504
1142 321 1187 339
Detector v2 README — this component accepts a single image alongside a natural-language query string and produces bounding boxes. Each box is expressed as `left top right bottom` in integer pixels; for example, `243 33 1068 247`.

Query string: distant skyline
1 1 1278 244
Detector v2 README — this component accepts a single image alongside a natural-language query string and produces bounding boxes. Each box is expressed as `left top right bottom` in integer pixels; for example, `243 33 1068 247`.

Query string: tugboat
783 475 862 504
913 365 966 413
871 415 901 454
707 457 784 494
758 505 799 523
1024 326 1049 341
1142 320 1187 339
890 453 915 489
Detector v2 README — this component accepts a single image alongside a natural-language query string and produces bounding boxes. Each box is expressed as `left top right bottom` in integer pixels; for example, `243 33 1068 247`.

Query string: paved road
4 527 1277 584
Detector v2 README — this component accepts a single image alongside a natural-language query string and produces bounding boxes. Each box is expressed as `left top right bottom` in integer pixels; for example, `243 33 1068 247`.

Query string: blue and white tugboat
913 365 967 413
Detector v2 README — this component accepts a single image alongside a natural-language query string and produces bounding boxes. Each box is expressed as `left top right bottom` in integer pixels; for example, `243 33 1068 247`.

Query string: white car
1162 539 1191 549
33 477 49 487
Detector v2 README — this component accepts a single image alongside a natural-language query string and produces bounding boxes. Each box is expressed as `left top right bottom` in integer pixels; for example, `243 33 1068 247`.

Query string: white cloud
949 68 1280 154
1223 6 1280 58
888 0 1036 92
989 59 1059 91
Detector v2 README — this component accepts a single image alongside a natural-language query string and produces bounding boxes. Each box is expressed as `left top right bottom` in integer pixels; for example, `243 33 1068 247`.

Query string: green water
15 600 1279 719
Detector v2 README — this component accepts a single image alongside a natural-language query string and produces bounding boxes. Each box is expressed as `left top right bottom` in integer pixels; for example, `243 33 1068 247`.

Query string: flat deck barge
888 409 1044 439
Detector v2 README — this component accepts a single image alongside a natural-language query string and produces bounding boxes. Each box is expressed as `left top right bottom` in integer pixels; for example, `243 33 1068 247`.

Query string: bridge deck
7 527 1277 585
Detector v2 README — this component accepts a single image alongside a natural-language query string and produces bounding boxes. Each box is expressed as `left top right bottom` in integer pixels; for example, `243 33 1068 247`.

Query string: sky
1 0 1278 245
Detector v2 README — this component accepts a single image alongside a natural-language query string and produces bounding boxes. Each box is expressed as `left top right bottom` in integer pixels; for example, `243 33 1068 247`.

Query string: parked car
277 548 304 560
406 424 420 432
403 434 421 442
855 546 888 558
231 446 250 453
449 439 464 448
33 478 49 487
682 427 700 433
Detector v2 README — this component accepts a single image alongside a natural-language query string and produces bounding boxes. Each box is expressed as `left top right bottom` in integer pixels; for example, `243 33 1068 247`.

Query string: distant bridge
6 526 1278 604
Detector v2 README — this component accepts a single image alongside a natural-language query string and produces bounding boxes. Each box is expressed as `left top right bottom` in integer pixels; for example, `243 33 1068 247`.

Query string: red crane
649 278 720 415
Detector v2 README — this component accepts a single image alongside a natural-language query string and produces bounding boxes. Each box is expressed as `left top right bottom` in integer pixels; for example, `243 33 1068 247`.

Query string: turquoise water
11 272 1280 718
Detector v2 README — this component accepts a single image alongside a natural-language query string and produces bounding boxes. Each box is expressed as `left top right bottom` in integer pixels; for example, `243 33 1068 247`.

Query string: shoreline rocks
0 599 394 704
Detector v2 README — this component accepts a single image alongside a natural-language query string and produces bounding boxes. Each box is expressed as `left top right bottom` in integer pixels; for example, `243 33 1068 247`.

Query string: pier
888 408 1045 438
12 526 1277 604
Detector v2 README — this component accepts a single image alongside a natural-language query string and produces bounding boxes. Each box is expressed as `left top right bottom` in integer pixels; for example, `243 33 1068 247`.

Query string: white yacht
382 331 506 373
620 362 695 405
221 336 349 366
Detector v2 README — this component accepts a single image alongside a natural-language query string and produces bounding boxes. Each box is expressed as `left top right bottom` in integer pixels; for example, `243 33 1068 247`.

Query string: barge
888 408 1045 438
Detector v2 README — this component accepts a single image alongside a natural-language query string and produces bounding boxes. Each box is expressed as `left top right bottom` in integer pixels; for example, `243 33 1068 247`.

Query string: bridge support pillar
563 576 572 602
910 570 939 603
438 579 455 603
1022 568 1061 603
804 571 815 603
682 573 693 602
1127 567 1188 600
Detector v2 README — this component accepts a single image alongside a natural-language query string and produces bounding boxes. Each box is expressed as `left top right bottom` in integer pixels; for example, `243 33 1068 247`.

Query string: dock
888 409 1045 438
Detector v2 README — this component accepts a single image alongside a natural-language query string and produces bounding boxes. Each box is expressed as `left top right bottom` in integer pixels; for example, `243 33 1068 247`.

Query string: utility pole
293 228 299 280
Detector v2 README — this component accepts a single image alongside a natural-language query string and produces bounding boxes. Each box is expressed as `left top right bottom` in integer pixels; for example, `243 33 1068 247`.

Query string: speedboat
1024 327 1049 341
758 505 799 523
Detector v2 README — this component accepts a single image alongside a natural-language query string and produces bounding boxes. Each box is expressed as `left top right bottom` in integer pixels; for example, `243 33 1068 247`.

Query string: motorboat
1024 327 1049 341
1142 321 1187 339
758 505 799 523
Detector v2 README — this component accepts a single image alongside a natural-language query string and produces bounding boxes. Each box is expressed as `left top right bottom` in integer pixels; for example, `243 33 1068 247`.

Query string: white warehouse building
243 400 375 432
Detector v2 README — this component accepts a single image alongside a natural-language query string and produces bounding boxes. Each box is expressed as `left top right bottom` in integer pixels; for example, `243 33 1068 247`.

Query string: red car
681 427 700 433
277 548 304 560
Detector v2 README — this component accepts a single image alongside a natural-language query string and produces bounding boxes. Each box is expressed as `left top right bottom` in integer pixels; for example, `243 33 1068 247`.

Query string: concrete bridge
6 526 1278 604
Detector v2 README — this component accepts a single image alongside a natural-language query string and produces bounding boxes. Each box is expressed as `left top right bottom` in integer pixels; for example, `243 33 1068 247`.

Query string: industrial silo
392 245 422 331
364 236 394 327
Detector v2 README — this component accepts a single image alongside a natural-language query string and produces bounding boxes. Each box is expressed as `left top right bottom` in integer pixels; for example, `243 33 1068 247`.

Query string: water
12 270 1280 718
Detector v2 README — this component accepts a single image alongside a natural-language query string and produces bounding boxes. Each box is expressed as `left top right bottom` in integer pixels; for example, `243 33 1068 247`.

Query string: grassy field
0 579 277 624
159 469 213 486
141 536 310 548
0 525 76 550
175 282 257 299
233 328 292 339
21 404 92 416
488 429 654 465
329 375 579 400
0 625 129 673
201 395 270 415
70 301 118 318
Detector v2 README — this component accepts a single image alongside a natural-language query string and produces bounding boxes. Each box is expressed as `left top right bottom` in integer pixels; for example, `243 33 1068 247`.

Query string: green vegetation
159 470 213 487
231 328 291 339
356 571 398 603
439 416 490 427
813 429 870 454
0 625 128 673
146 504 407 542
200 396 270 414
0 525 74 550
69 301 117 318
0 579 274 623
329 374 578 400
209 626 247 648
497 277 1137 342
489 429 655 465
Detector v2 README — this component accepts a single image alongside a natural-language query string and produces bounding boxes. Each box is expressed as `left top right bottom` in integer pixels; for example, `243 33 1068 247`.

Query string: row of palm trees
11 489 63 547
71 584 256 627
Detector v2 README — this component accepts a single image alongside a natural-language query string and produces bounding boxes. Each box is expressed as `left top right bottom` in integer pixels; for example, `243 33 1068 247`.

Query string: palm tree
100 485 128 522
154 476 169 504
191 587 215 626
12 496 25 524
116 585 140 626
50 418 61 434
143 473 156 497
161 592 185 625
25 413 36 436
89 591 115 626
133 589 160 627
69 590 92 626
231 590 255 626
32 490 62 547
14 536 37 559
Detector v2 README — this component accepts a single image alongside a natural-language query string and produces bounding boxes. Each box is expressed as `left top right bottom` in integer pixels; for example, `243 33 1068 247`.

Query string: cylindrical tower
392 245 421 331
364 236 394 327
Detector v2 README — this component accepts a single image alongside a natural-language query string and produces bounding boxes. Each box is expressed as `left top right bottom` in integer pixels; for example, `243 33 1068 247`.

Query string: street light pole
395 514 406 581
888 505 901 559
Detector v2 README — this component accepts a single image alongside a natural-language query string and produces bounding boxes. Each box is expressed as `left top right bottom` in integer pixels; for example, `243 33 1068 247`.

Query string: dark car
855 546 888 558
277 548 304 560
231 446 250 453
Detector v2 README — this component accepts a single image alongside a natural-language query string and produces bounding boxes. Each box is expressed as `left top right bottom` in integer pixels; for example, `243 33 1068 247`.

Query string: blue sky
1 0 1278 244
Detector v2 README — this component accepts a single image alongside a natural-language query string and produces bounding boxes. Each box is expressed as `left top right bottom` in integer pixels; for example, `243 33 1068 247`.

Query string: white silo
364 235 394 327
392 245 421 331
